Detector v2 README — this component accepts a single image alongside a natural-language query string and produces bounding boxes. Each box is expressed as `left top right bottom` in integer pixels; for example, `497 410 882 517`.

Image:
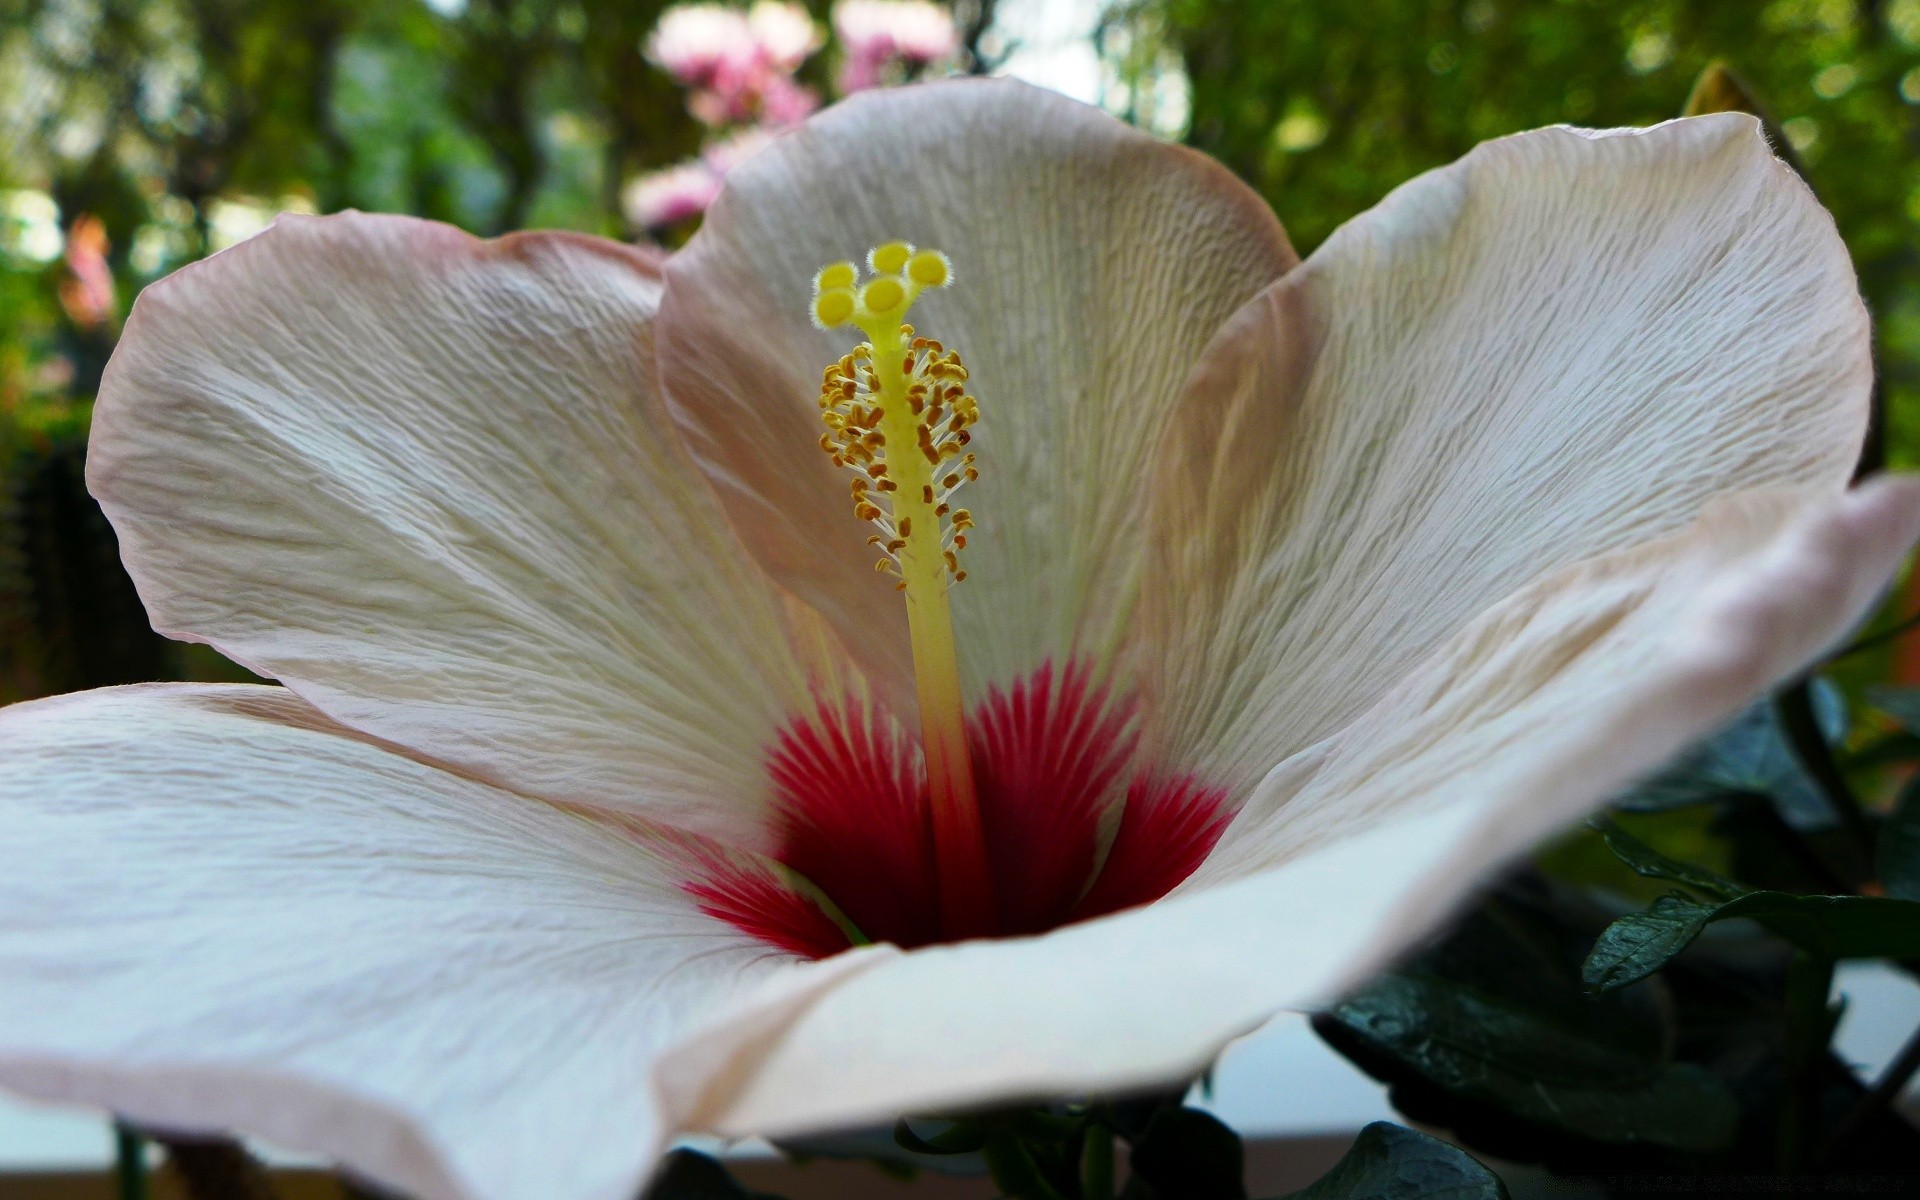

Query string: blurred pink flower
748 0 822 71
58 215 116 331
645 4 755 89
832 0 957 93
650 2 820 128
623 161 724 231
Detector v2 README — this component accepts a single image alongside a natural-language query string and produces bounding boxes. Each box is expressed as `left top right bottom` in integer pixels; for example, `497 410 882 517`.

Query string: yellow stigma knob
812 288 856 329
862 276 906 316
869 241 913 275
815 261 858 291
907 250 951 288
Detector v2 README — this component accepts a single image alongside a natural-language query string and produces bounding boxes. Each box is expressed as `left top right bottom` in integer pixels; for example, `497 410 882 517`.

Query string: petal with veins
0 684 880 1200
89 215 820 845
660 77 1296 698
1141 114 1871 786
703 478 1920 1139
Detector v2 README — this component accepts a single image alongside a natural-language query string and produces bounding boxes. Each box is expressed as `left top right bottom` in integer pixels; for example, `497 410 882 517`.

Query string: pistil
811 243 994 936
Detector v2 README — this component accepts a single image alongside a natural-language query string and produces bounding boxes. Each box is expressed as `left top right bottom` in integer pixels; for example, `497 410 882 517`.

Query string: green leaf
1581 894 1722 993
1879 774 1920 901
1612 683 1845 824
1324 971 1735 1151
1865 685 1920 737
1585 891 1920 992
1127 1107 1246 1200
889 1118 989 1157
643 1150 785 1200
1270 1122 1506 1200
1591 819 1747 901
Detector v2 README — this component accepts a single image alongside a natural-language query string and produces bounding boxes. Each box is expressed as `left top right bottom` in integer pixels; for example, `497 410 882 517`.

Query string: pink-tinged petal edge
87 213 830 850
0 683 891 1200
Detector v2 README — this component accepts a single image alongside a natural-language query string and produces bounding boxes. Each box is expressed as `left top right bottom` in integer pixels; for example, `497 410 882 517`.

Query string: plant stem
115 1123 146 1200
1779 952 1838 1172
1081 1119 1115 1200
1744 795 1850 894
1824 1018 1920 1160
1776 681 1876 867
155 1133 281 1200
983 1130 1068 1200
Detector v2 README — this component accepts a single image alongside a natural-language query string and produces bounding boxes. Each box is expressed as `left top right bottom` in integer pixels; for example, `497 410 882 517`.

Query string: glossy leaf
1581 894 1723 993
1585 891 1920 992
1877 774 1920 902
1591 819 1747 902
1324 971 1736 1151
1611 683 1845 825
1863 685 1920 738
1271 1122 1506 1200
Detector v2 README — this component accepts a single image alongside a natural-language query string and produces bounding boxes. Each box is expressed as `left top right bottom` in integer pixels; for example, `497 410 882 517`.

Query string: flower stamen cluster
818 331 978 586
809 240 993 932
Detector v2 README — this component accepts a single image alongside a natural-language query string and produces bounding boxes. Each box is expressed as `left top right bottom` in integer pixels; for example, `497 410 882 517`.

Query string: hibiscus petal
0 684 877 1200
698 477 1920 1137
1140 114 1872 784
659 78 1296 696
90 215 823 844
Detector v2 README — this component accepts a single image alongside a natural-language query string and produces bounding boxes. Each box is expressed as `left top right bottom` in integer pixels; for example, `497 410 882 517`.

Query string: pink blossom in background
645 4 755 89
832 0 958 94
58 214 116 330
650 1 821 128
748 0 822 72
631 1 949 236
623 161 724 232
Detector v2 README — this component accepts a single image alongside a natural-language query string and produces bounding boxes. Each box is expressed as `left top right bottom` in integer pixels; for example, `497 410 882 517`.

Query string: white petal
1139 115 1871 785
0 684 877 1200
90 215 825 845
659 78 1295 695
700 478 1920 1137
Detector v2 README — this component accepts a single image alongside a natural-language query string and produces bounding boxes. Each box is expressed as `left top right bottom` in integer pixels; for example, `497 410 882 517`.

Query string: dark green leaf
1612 683 1845 824
643 1150 784 1200
1581 894 1722 993
889 1118 989 1157
1325 972 1736 1151
1585 891 1920 992
1127 1107 1246 1200
1270 1122 1506 1200
1865 685 1920 738
1878 774 1920 901
1592 819 1747 901
780 1121 985 1177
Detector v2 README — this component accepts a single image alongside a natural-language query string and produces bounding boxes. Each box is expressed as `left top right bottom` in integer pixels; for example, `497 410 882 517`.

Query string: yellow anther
813 288 856 328
862 276 906 316
907 250 951 288
869 241 913 274
815 261 858 292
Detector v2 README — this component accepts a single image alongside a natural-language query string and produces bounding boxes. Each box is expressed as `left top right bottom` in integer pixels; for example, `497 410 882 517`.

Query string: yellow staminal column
811 241 991 935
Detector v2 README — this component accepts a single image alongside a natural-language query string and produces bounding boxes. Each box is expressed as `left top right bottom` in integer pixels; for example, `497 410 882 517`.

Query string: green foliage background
1144 0 1920 460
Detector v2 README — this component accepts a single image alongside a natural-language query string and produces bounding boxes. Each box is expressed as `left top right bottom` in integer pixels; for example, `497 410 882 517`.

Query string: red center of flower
686 661 1231 958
